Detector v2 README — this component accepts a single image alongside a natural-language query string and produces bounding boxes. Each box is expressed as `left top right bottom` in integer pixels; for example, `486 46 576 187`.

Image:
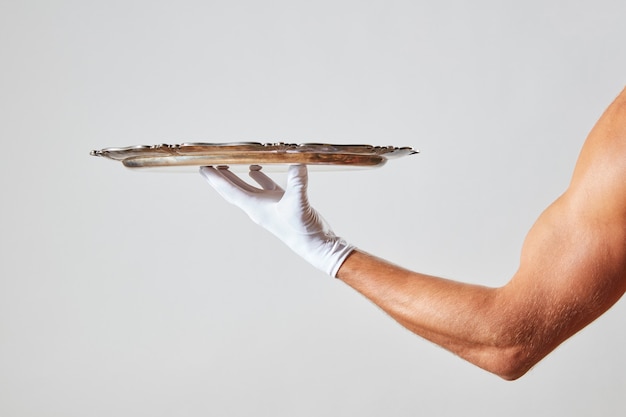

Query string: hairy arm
337 88 626 380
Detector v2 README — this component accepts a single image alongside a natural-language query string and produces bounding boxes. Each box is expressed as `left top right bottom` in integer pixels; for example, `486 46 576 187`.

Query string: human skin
336 87 626 380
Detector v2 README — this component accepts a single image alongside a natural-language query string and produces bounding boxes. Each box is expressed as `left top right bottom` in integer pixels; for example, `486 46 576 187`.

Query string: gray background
1 0 625 416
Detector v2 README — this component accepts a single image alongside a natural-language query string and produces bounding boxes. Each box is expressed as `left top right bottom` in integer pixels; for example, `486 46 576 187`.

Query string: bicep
497 194 626 361
499 89 626 356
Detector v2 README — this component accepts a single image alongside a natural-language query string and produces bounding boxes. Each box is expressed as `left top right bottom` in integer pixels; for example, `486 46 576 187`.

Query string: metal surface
90 142 418 169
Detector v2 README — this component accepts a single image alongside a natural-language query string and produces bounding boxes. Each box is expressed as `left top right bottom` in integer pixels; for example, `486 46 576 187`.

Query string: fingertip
287 164 307 176
287 164 307 182
199 165 216 179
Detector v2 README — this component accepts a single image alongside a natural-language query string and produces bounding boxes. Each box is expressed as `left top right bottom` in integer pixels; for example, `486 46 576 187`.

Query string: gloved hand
199 164 354 277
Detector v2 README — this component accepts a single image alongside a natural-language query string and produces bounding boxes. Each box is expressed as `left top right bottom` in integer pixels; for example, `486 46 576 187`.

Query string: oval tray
90 142 418 170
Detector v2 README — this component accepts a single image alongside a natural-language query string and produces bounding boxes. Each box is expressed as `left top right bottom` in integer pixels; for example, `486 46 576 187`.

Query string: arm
200 88 626 380
337 88 626 380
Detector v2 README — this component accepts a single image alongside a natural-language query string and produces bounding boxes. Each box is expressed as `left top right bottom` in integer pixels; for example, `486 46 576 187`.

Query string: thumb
284 164 308 196
282 164 310 209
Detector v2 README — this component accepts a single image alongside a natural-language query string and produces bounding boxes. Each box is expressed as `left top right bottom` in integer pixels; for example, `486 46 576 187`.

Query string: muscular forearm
336 250 545 380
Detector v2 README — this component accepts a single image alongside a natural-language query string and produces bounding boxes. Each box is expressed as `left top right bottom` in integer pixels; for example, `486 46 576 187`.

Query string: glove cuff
287 234 355 278
327 240 355 278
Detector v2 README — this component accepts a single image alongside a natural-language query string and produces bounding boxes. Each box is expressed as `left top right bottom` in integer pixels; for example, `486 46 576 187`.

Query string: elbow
491 352 533 381
459 322 545 380
463 347 532 380
469 288 553 380
475 344 543 381
498 369 528 382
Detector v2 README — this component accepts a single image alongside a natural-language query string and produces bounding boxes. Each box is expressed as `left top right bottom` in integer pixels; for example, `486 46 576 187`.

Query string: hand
199 164 354 277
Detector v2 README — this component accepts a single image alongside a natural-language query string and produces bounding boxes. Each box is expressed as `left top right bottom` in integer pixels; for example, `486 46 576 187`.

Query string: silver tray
90 142 418 170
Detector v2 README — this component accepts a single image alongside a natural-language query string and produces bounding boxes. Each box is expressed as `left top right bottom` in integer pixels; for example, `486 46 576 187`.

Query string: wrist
326 238 355 278
288 234 354 277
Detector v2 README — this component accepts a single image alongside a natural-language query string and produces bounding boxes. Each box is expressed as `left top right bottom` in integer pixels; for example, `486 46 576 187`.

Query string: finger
248 166 283 191
199 165 220 186
199 166 255 204
216 166 263 194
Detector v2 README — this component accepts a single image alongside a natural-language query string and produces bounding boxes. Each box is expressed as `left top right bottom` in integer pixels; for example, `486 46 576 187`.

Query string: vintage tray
90 142 418 170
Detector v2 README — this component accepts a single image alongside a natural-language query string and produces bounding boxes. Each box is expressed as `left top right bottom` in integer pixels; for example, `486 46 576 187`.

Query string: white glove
199 164 354 277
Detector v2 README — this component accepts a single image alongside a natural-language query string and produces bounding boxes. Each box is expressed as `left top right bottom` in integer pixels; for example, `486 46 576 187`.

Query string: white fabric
200 164 354 277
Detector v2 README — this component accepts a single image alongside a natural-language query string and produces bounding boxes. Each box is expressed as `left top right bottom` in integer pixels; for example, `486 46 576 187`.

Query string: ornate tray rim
90 142 418 170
